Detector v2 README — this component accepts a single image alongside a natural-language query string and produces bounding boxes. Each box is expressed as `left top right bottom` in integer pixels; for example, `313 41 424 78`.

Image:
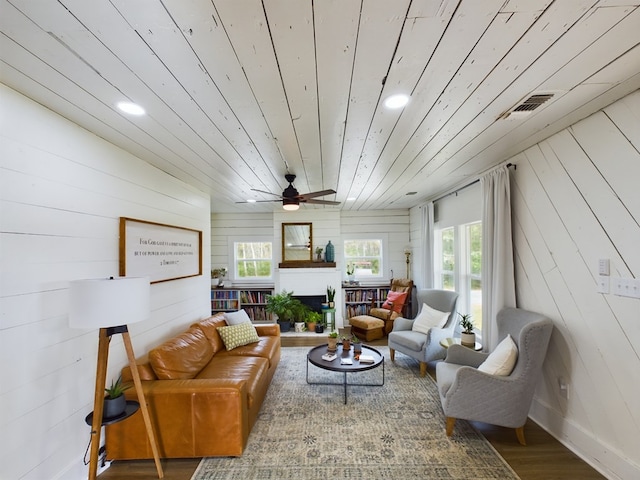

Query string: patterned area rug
191 347 519 479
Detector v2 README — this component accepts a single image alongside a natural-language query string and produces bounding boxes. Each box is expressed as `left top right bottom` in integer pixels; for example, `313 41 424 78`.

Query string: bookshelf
342 284 413 319
210 287 274 322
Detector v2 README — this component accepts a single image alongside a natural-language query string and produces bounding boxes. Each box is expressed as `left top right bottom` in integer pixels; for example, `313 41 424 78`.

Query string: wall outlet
597 275 609 294
558 377 569 399
612 277 640 298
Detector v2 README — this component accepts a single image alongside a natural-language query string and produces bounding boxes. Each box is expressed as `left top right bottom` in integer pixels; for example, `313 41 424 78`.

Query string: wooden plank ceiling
1 0 639 213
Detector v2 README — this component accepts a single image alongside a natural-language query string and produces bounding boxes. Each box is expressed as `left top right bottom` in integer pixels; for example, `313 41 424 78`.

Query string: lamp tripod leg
88 328 110 480
122 330 164 479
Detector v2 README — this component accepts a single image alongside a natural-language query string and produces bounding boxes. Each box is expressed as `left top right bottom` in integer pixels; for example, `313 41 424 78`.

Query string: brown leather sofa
105 314 280 458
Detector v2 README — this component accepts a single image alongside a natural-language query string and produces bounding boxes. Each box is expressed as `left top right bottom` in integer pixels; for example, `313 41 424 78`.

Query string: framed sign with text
119 217 202 283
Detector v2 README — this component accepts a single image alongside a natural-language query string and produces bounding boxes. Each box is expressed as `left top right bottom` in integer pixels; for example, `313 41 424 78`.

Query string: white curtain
420 202 435 289
481 166 516 350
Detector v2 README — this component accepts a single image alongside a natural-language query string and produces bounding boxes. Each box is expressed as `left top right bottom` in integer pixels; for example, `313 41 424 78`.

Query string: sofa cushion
149 327 214 380
224 309 251 325
192 316 226 354
217 322 260 351
381 291 408 313
412 303 450 334
388 330 427 352
219 336 281 367
196 356 269 409
478 334 518 376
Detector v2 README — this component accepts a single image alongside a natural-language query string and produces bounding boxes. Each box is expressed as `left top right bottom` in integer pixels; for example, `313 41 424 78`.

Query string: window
435 222 482 332
234 241 273 280
344 238 384 279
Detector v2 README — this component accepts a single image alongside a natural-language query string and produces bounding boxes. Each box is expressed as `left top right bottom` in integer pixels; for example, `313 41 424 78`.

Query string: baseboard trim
530 398 639 480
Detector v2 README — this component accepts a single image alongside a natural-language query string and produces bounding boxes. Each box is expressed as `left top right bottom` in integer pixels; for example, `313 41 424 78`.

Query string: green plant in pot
458 313 475 347
104 375 131 419
326 285 336 308
327 331 339 351
306 310 322 333
351 334 362 353
266 290 304 333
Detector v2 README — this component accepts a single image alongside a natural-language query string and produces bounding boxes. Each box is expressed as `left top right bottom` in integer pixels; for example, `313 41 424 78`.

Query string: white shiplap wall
509 90 640 479
0 85 211 480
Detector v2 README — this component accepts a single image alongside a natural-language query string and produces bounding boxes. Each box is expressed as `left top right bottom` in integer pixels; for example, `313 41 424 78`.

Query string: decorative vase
307 322 317 332
324 240 334 262
103 395 126 419
327 337 338 351
353 341 362 354
278 320 291 333
294 322 305 333
461 332 476 347
315 324 325 334
342 339 351 351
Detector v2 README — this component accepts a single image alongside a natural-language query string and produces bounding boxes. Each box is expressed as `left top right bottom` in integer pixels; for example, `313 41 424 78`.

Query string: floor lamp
69 277 163 480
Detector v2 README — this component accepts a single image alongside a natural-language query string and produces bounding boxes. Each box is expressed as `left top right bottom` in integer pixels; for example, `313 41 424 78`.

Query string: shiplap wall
0 86 211 480
509 90 640 479
211 209 410 284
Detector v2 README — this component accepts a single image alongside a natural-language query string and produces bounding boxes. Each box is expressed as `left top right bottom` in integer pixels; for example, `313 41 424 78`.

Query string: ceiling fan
241 174 340 210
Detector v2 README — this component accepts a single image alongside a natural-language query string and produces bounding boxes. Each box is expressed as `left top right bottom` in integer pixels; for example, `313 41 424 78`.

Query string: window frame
228 236 274 283
342 233 388 281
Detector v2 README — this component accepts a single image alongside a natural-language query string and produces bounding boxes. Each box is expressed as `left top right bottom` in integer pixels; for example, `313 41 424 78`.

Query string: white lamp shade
69 277 150 329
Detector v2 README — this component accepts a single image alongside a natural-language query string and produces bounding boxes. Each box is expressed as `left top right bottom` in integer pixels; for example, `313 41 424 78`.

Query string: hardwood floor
99 338 605 480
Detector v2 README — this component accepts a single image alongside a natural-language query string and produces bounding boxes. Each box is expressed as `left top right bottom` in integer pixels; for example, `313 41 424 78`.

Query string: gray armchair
436 307 553 445
388 289 459 377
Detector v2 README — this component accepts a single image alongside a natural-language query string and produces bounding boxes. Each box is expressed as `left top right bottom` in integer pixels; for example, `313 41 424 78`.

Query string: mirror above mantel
279 222 335 268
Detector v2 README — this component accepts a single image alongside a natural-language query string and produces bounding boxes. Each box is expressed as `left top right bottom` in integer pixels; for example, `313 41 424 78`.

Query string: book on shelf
321 353 337 361
358 354 375 364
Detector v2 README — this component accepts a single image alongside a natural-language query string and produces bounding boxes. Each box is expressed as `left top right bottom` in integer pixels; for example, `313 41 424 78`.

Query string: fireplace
294 295 326 313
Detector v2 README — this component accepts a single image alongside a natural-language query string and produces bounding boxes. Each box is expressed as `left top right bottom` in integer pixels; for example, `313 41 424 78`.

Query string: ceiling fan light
383 94 409 109
282 198 299 211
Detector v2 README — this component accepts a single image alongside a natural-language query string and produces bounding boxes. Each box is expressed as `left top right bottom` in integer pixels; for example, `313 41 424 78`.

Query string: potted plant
211 267 227 288
104 376 131 419
265 290 306 333
314 316 326 334
351 334 362 354
315 246 323 262
342 334 352 351
327 331 339 351
346 264 355 283
326 285 336 308
458 313 475 347
306 310 322 333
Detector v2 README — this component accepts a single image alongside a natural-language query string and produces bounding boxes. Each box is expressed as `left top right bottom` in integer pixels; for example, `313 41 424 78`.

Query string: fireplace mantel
278 261 336 268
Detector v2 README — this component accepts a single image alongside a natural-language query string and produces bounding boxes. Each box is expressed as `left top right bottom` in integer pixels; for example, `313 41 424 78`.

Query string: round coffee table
306 343 384 404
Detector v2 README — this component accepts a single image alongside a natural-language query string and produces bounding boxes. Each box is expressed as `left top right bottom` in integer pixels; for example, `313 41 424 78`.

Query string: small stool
349 315 385 342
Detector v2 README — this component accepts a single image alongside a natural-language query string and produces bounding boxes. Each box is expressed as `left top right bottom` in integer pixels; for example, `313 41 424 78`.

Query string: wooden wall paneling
518 135 638 454
314 0 360 193
337 0 410 201
604 90 640 152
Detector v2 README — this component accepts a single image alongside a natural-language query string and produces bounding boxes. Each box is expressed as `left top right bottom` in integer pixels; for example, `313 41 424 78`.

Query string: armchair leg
390 348 395 361
445 417 456 437
419 362 427 377
515 426 526 446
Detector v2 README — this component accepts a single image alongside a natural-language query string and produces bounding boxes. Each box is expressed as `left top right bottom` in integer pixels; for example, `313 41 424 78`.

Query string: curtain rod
431 163 516 204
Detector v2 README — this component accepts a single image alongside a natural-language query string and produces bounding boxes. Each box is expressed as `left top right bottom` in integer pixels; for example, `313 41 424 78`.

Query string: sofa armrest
255 324 280 337
444 344 488 367
107 378 250 459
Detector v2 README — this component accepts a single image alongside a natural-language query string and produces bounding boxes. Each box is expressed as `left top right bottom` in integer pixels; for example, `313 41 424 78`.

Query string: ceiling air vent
498 92 558 120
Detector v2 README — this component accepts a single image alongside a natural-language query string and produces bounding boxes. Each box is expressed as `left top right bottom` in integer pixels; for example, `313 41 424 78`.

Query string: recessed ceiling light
117 101 146 116
347 197 356 201
247 199 256 203
383 94 409 109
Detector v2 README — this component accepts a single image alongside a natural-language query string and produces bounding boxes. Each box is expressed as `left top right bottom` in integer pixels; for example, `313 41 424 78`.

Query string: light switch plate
598 259 610 276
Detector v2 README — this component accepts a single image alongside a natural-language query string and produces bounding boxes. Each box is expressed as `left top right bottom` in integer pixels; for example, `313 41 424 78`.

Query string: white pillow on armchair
411 303 450 335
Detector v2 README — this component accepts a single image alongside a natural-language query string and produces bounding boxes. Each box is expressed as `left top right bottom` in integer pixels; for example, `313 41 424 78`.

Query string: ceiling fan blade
304 198 341 205
235 199 281 204
299 189 337 200
250 188 283 198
